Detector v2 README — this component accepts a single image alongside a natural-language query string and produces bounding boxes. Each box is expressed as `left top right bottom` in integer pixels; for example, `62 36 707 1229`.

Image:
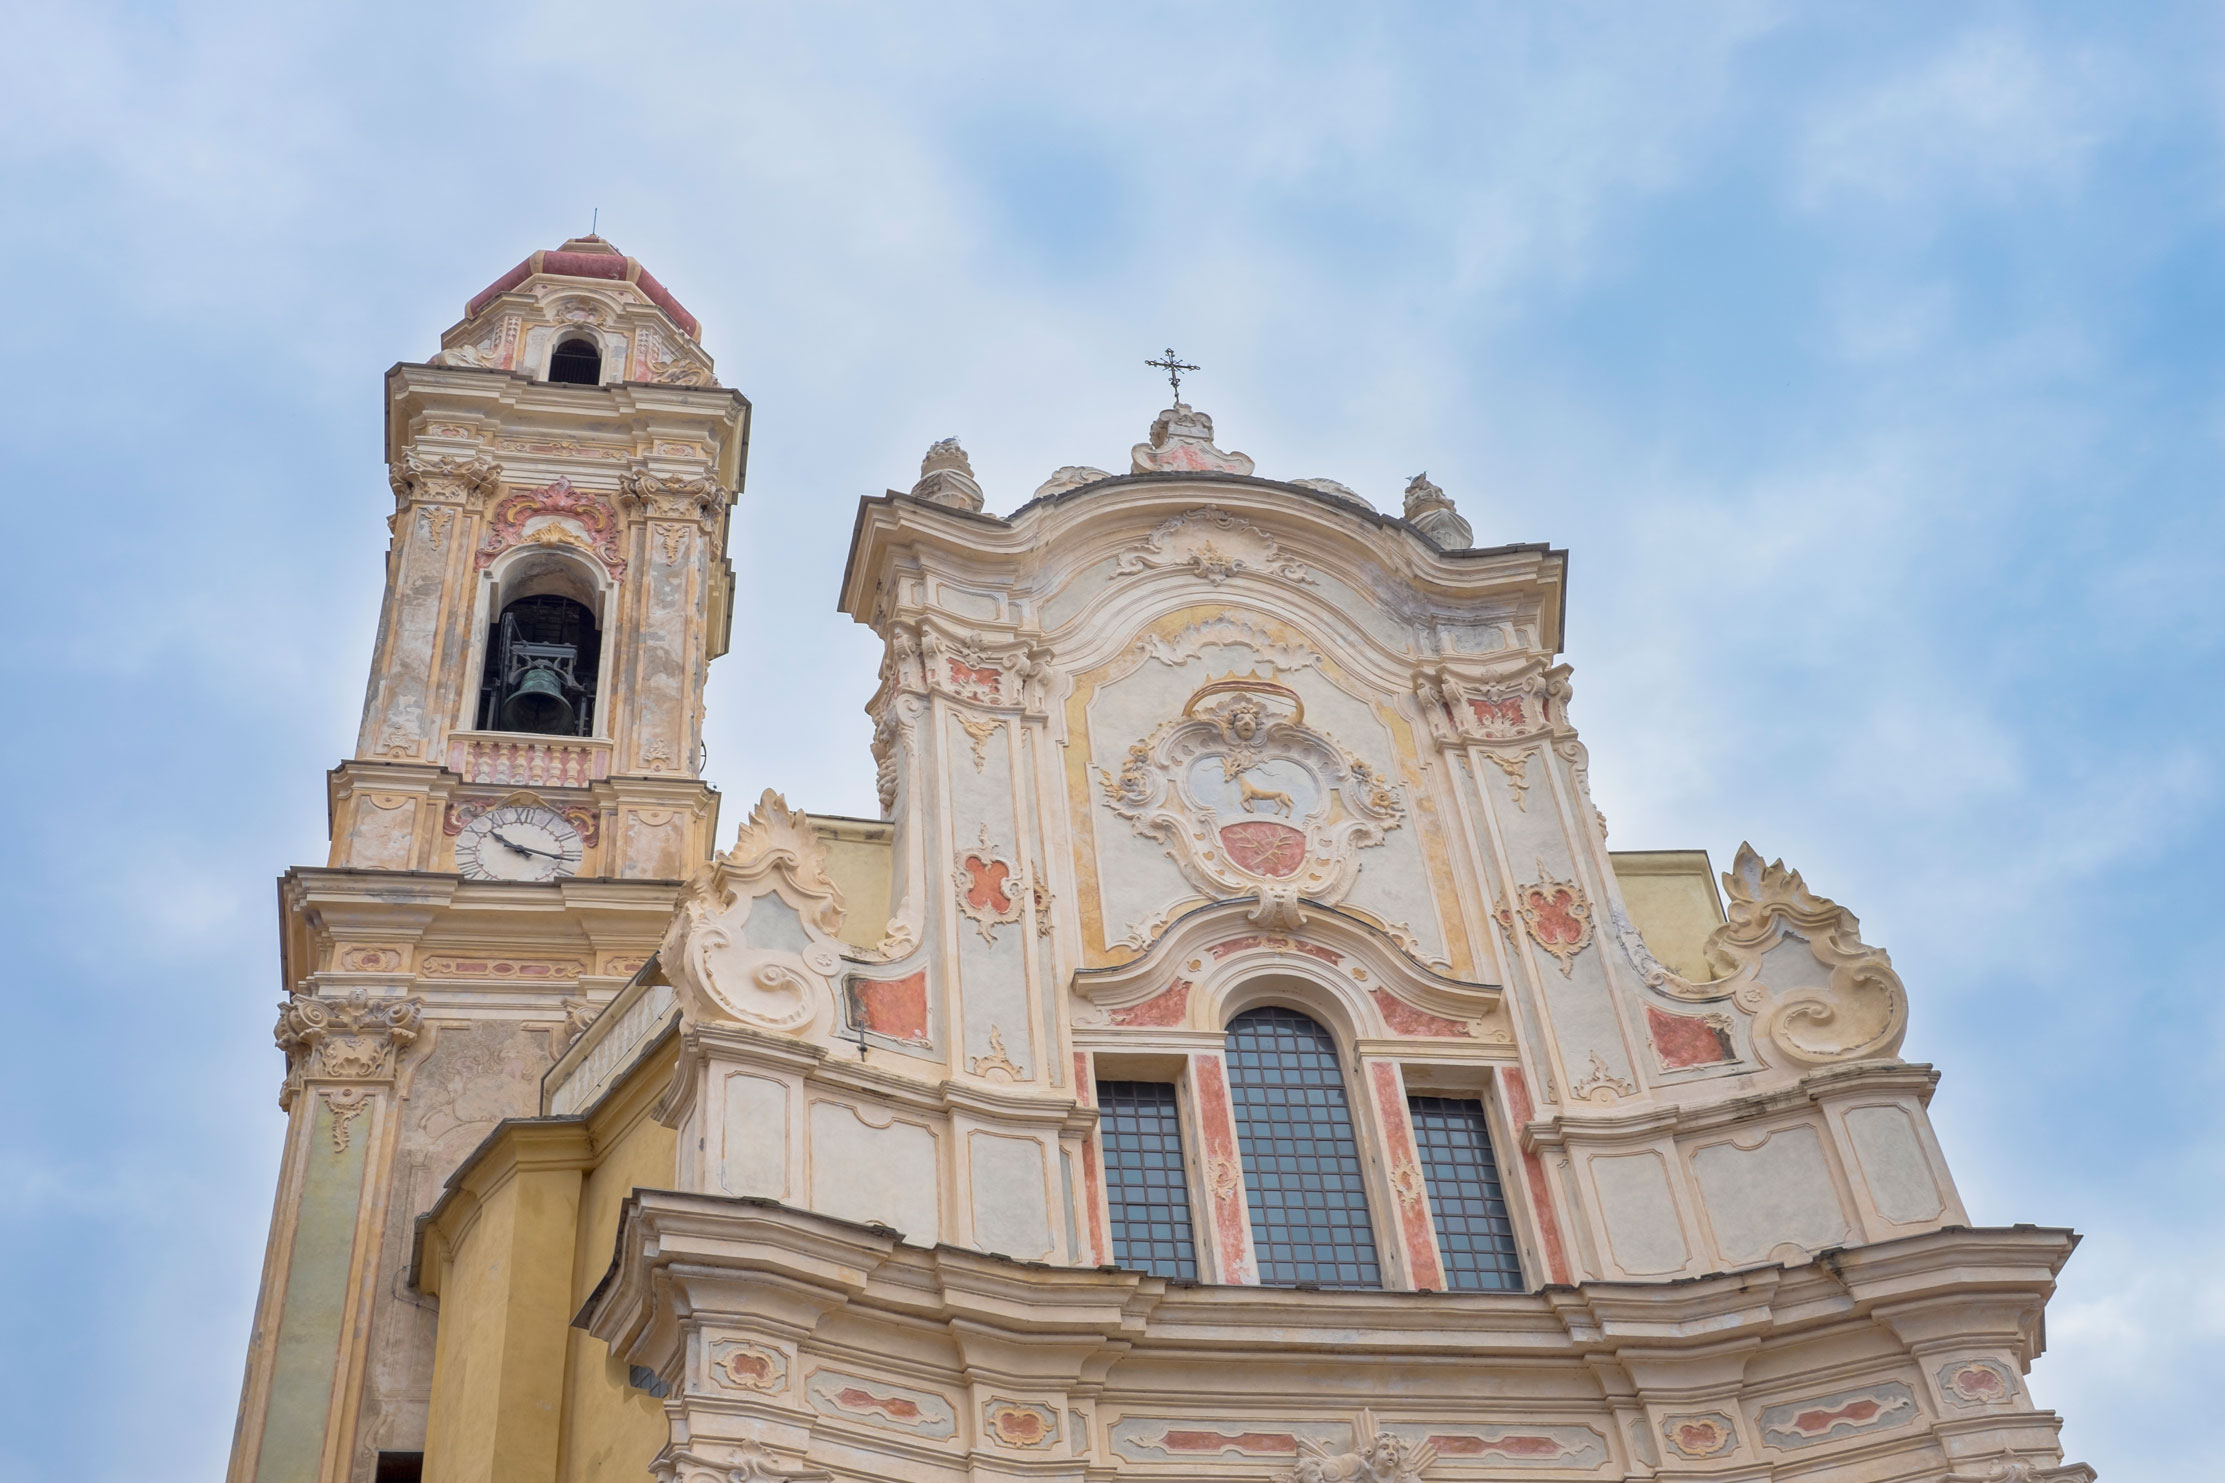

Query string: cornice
1522 1060 1948 1152
409 1115 594 1296
382 361 753 492
580 1190 2077 1378
837 478 1569 652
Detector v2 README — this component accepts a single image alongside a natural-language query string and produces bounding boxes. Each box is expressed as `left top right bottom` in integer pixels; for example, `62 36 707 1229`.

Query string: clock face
455 804 585 882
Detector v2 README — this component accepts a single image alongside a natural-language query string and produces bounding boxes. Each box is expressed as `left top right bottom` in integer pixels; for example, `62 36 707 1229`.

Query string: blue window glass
1408 1095 1524 1291
1224 1007 1381 1289
1097 1080 1199 1279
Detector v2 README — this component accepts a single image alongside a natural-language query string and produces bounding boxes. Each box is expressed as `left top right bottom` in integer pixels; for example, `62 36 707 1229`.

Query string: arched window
477 593 600 735
1224 1006 1380 1288
547 335 602 385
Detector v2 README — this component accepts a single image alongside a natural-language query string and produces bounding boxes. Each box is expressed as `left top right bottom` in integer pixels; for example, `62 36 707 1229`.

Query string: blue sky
2 3 2220 1477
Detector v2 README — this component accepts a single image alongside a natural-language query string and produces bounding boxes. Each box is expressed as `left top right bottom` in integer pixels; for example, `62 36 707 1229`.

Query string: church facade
226 240 2093 1483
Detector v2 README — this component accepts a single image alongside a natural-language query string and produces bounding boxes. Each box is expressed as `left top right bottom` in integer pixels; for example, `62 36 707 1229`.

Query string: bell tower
228 238 749 1483
338 233 747 880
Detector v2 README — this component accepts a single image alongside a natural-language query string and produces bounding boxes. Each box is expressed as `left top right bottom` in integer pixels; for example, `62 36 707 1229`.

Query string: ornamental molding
1075 898 1501 1041
1636 844 1909 1068
660 791 847 1034
274 989 424 1110
475 476 628 578
1113 506 1312 587
1097 676 1404 904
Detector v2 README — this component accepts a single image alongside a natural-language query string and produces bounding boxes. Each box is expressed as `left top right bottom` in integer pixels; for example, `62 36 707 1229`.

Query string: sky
1 2 2219 1478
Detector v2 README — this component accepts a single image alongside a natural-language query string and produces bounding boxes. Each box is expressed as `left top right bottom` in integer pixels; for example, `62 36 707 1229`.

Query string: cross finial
1145 347 1199 403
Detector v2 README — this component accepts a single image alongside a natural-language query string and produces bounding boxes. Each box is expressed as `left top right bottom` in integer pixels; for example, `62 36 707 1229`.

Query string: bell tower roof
465 234 701 341
431 235 719 386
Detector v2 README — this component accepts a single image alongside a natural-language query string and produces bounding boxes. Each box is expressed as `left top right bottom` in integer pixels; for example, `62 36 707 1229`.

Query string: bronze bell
501 665 576 734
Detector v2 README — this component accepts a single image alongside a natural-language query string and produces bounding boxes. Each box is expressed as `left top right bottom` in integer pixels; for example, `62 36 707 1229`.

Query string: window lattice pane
1408 1095 1524 1291
1225 1007 1381 1289
1097 1080 1199 1280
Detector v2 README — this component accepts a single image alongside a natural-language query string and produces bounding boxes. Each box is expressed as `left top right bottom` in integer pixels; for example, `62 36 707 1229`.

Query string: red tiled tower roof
466 235 700 340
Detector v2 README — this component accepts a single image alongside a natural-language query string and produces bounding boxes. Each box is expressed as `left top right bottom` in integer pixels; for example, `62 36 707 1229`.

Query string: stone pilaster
228 991 424 1483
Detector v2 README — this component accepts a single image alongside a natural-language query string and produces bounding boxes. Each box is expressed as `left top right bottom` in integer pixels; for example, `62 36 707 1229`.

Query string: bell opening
547 336 602 386
479 594 600 736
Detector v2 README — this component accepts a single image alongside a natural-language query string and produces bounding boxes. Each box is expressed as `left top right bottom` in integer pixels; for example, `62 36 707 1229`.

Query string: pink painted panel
1501 1068 1569 1284
1190 1054 1252 1283
1368 1061 1444 1290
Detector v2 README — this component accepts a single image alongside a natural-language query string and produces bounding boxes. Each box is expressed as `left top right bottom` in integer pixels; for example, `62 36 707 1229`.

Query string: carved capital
389 450 499 509
274 989 424 1109
620 468 728 525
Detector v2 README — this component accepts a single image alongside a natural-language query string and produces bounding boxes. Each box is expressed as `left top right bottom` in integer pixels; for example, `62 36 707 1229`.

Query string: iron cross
1145 347 1199 402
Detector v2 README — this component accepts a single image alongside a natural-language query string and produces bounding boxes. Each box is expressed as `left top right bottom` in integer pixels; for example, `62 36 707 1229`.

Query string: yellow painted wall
1609 849 1726 981
557 1041 679 1483
420 1123 590 1483
417 1036 678 1483
813 815 894 951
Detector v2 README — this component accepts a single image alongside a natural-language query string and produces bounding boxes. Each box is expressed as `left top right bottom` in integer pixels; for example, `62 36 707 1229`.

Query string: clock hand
492 829 565 861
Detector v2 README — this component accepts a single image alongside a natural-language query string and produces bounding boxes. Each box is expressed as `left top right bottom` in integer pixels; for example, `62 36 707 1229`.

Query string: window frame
1079 991 1540 1295
1093 1076 1203 1281
1216 999 1400 1291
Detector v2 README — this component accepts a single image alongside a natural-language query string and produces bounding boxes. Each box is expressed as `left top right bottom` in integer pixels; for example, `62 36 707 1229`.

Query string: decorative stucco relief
1658 1412 1739 1461
1632 844 1909 1067
474 477 627 578
661 791 847 1033
709 1341 788 1395
981 1399 1061 1450
881 624 1055 715
1114 507 1310 586
1098 677 1403 904
954 826 1027 945
804 1369 956 1439
1937 1358 2020 1408
1411 660 1570 748
1127 613 1323 674
1129 406 1256 476
1757 1382 1919 1450
954 712 1002 770
446 790 599 846
1279 1411 1436 1483
1381 1424 1607 1470
1495 864 1594 976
